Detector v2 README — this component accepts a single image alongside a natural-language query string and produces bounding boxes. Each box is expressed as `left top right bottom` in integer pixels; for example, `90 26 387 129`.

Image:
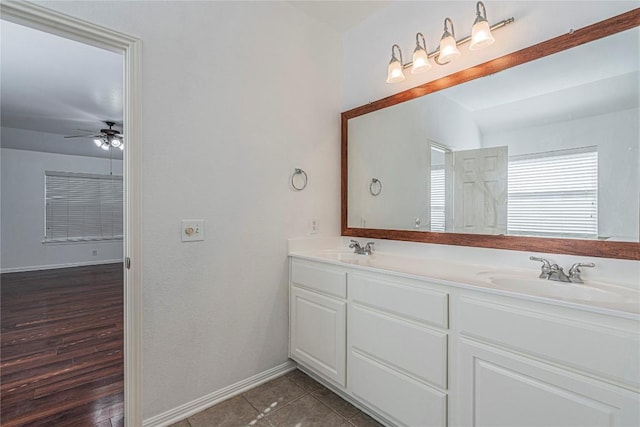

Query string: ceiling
287 0 390 32
1 20 123 158
441 27 640 134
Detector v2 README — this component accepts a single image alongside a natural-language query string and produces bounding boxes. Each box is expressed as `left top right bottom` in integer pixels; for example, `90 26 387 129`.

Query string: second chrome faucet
530 256 595 283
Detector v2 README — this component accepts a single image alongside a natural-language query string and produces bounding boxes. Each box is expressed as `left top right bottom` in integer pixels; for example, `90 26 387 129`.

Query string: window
507 147 597 238
45 171 123 242
430 166 446 232
430 143 449 232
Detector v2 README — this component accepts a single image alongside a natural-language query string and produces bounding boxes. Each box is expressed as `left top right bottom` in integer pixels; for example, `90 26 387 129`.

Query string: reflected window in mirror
507 147 598 239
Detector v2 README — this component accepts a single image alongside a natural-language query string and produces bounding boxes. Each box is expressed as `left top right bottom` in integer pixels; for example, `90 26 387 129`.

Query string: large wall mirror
342 9 640 260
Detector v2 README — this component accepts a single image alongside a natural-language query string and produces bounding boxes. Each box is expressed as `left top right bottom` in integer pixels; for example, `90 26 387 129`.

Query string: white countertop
289 248 640 320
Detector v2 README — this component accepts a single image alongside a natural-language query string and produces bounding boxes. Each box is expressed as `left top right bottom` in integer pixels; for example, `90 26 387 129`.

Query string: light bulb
94 139 102 147
386 59 405 83
101 143 110 151
438 18 461 64
438 33 460 63
411 48 431 74
118 144 124 151
111 138 122 148
386 44 405 83
470 19 495 50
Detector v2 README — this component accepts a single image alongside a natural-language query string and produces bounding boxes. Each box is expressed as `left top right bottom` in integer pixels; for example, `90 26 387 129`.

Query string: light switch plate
181 220 205 242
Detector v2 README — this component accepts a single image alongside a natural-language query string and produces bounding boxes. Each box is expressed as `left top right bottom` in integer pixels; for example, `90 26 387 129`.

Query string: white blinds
45 171 123 242
507 148 598 238
430 167 446 232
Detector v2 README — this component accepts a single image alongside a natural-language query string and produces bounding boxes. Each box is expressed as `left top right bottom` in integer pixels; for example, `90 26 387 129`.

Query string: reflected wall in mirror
342 9 640 260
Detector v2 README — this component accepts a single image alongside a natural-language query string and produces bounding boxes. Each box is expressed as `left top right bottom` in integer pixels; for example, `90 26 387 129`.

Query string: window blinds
45 171 123 242
430 166 446 232
507 148 598 238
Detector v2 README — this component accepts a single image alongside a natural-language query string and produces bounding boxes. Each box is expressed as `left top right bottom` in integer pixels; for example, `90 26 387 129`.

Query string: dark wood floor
1 264 124 427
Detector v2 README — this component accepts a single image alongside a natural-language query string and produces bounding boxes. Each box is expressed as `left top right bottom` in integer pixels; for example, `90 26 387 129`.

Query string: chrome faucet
530 256 595 283
567 262 596 283
349 240 375 255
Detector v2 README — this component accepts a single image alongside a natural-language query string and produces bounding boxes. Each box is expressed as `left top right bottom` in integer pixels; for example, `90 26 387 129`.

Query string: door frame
0 2 143 425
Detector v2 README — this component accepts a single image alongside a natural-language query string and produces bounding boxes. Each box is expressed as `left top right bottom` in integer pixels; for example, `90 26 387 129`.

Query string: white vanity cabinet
455 295 640 427
348 272 449 427
289 255 640 427
289 259 347 387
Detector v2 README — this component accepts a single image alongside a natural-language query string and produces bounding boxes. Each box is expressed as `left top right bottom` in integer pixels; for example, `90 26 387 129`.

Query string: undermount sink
486 276 638 304
315 250 375 265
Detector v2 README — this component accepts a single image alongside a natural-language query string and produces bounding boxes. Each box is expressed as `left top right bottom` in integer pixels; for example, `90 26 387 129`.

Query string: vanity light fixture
411 33 431 74
385 1 514 83
437 18 461 64
470 1 495 50
386 44 405 83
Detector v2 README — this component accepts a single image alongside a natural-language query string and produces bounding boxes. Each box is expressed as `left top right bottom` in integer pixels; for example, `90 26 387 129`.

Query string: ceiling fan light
100 142 110 151
110 137 122 148
118 144 124 151
94 139 103 147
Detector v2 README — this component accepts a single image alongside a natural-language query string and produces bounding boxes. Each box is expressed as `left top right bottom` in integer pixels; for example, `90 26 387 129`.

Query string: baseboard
142 360 297 427
0 259 122 274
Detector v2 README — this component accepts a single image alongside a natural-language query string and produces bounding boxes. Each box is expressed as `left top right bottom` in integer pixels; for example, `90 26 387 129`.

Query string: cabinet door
458 339 640 427
290 286 346 387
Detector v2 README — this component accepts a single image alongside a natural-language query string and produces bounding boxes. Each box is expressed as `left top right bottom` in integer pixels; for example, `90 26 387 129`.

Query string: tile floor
169 369 384 427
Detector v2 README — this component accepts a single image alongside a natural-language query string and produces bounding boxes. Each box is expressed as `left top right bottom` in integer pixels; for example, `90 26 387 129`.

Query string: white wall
37 0 342 420
1 143 124 272
483 108 640 241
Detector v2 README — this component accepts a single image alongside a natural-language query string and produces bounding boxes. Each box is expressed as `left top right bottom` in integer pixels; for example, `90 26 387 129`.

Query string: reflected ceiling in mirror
342 9 640 260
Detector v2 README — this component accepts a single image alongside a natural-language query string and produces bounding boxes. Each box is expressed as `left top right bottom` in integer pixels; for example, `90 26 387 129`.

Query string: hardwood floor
1 264 124 427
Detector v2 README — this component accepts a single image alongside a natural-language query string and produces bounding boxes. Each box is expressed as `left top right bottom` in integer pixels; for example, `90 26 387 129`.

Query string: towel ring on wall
369 178 382 196
291 168 308 191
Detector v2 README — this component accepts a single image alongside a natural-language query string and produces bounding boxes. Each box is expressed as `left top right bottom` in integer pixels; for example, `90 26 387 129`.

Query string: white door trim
0 2 143 425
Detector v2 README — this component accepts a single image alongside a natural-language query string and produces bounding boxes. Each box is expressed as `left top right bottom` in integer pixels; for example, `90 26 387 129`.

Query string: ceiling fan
65 121 124 151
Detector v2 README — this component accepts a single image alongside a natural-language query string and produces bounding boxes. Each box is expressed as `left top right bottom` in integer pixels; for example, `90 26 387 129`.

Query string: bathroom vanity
288 249 640 427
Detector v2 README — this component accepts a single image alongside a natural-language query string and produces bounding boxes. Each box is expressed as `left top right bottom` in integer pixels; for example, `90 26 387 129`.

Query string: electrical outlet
310 217 320 234
181 220 205 242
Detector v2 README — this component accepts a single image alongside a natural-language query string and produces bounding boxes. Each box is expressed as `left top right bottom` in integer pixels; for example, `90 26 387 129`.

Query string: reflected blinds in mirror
507 148 597 238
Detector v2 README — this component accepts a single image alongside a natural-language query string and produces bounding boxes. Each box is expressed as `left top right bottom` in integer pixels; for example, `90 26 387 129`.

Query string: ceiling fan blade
64 134 101 139
76 128 98 133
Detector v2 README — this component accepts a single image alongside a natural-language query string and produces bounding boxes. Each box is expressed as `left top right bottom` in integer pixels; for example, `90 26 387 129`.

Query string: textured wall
38 0 342 419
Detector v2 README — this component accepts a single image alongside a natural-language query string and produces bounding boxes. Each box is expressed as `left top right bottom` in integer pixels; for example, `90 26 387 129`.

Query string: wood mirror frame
341 9 640 260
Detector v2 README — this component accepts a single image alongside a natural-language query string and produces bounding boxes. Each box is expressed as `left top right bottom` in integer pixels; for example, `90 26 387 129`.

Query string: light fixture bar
401 17 514 69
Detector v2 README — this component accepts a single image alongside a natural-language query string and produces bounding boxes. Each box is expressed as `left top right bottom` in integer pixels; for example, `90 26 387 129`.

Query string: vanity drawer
459 297 640 388
291 259 346 299
349 273 448 329
350 350 447 427
350 304 447 389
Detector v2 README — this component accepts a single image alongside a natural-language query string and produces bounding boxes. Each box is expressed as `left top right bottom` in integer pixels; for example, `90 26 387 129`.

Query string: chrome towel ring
292 168 308 191
370 178 382 196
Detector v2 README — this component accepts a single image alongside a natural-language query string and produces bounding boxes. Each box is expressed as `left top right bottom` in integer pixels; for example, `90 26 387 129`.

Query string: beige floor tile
168 420 191 427
312 385 359 419
187 395 260 427
265 395 351 427
243 376 306 415
285 369 323 393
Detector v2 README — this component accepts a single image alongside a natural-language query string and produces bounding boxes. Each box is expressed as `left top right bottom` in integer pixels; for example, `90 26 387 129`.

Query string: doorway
0 2 141 425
